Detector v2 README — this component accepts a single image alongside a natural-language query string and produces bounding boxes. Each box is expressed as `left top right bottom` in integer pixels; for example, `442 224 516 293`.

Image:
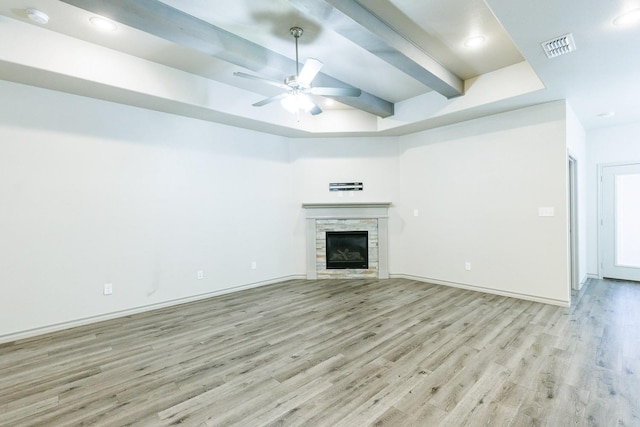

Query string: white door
601 163 640 281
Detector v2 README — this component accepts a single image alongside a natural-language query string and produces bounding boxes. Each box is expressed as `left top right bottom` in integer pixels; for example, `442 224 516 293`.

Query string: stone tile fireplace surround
303 202 391 279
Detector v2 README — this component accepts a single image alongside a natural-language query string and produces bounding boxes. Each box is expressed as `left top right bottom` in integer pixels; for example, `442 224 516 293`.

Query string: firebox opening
326 231 368 269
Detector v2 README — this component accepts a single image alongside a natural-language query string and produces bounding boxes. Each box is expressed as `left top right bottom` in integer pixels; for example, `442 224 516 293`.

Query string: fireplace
302 202 390 279
326 231 369 269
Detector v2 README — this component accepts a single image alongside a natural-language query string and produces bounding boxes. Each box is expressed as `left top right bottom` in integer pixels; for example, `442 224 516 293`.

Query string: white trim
390 274 570 307
577 275 589 291
302 202 391 219
302 202 392 210
568 154 579 291
0 275 306 345
597 163 604 278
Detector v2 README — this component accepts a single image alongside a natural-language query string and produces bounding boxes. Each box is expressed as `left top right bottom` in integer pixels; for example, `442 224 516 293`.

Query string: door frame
568 155 579 290
597 161 640 279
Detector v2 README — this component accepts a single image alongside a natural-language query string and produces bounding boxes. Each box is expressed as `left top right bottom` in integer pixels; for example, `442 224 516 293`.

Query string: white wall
0 81 295 340
566 104 588 287
394 102 570 305
586 122 640 277
1 81 578 341
288 102 572 304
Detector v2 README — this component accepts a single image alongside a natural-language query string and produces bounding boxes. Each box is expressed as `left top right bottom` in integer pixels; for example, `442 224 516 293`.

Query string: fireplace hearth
326 231 369 269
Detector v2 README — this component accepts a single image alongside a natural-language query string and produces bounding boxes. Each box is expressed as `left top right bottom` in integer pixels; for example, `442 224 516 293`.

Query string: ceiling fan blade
309 87 362 97
298 58 323 86
310 104 323 115
252 92 289 107
234 72 289 90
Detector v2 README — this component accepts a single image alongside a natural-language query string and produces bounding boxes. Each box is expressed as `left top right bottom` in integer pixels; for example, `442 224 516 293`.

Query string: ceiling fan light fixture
235 26 359 116
281 93 314 114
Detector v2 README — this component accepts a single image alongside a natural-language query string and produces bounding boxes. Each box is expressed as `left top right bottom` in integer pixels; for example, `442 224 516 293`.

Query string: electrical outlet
413 209 419 217
197 270 204 280
251 261 257 270
103 283 113 295
465 262 471 271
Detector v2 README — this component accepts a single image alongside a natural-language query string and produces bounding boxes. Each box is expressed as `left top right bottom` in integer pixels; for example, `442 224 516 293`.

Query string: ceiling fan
234 27 362 115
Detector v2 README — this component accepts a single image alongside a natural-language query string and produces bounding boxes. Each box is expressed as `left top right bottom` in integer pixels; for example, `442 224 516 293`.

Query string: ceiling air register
541 33 576 58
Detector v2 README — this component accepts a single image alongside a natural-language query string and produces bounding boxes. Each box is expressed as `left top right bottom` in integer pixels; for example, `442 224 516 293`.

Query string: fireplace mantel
302 202 392 208
302 202 391 279
302 202 392 219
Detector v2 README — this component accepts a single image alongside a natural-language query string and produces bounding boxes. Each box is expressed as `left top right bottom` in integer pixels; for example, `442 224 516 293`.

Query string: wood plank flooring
1 278 639 426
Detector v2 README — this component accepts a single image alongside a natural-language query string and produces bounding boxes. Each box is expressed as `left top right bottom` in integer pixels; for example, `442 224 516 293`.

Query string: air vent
541 33 576 58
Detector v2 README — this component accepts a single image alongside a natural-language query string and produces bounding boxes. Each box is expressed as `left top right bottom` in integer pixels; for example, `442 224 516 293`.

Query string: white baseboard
587 273 600 279
389 273 570 307
2 273 569 344
576 275 591 290
0 275 306 345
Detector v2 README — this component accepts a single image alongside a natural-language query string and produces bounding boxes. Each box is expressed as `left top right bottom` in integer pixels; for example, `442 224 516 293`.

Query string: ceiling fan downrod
290 26 303 77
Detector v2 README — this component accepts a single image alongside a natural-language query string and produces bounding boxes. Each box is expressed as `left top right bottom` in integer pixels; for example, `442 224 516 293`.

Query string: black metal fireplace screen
326 231 368 269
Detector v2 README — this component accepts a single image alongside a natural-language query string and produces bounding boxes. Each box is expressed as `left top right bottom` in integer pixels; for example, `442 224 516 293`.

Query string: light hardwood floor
1 278 639 426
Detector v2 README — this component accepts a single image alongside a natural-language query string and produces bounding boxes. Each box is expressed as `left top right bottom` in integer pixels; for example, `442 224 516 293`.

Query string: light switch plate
538 207 555 217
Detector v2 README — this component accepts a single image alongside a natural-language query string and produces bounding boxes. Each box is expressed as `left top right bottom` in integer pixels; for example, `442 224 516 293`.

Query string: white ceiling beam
58 0 394 118
289 0 464 98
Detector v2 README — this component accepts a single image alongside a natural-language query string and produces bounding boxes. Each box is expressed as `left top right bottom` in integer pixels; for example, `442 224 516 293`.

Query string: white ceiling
0 0 638 137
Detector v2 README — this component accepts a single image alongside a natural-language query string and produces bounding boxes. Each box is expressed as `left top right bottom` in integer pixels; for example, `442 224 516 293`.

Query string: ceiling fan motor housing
284 75 307 89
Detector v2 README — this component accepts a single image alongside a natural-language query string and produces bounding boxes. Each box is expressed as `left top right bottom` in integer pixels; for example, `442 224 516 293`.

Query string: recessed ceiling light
613 8 640 26
90 16 117 32
26 8 49 25
464 35 486 48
